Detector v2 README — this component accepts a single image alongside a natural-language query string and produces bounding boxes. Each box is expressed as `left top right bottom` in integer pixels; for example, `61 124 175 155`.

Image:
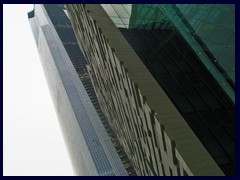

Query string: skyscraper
28 4 132 176
66 4 235 176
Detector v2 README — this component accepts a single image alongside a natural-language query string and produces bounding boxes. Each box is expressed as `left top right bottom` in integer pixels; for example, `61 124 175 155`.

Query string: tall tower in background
28 4 132 176
66 4 235 176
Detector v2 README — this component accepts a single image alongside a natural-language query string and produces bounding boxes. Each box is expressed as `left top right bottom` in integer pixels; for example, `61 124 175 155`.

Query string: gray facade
28 4 128 176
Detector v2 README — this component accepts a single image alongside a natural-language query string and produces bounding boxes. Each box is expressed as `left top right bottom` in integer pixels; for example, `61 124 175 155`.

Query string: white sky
3 4 74 176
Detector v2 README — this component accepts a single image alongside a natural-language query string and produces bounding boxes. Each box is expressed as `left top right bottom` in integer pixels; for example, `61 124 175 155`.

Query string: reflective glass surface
101 4 235 176
101 4 235 103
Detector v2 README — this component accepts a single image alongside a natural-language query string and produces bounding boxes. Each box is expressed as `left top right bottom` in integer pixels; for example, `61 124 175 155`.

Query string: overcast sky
3 4 74 176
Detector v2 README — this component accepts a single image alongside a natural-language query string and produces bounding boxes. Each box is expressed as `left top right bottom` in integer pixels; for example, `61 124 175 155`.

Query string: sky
3 4 74 176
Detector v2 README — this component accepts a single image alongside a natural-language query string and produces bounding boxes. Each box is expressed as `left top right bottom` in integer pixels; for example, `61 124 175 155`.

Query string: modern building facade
28 4 132 176
66 4 235 176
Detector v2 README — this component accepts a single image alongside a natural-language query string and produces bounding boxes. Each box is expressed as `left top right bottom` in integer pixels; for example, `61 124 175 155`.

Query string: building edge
28 4 128 176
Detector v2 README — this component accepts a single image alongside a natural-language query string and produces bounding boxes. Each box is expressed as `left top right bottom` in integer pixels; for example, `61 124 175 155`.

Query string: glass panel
101 4 118 17
112 4 130 18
